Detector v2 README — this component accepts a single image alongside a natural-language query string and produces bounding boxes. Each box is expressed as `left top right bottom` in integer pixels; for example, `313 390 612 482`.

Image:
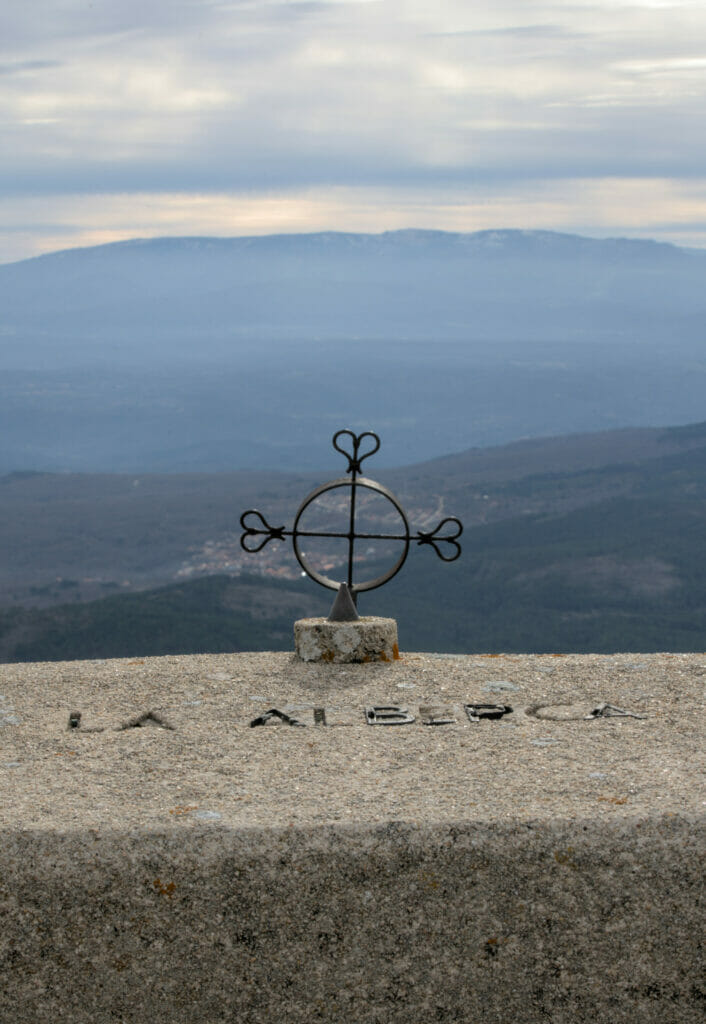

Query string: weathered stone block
294 615 399 662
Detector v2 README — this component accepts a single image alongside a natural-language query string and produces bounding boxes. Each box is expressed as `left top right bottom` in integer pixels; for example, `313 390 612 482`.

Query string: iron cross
239 429 462 600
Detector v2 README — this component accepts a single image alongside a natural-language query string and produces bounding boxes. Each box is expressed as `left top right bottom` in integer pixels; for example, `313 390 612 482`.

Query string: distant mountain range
1 229 705 472
2 419 706 659
3 229 705 355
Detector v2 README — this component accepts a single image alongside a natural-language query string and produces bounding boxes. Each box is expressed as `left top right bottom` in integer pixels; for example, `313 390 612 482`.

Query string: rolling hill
3 420 706 660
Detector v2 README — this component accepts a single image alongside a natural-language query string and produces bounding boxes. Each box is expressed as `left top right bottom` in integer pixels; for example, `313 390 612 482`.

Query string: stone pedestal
294 615 399 662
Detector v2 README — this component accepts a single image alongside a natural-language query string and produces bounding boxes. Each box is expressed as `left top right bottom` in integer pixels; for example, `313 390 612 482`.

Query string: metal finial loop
332 429 381 474
239 510 286 552
416 517 463 561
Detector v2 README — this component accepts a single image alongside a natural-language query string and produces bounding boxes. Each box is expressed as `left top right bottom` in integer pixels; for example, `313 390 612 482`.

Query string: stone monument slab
0 651 704 1022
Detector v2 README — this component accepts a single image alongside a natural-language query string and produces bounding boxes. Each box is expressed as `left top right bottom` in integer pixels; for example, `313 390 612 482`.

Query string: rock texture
294 615 399 662
0 650 704 1023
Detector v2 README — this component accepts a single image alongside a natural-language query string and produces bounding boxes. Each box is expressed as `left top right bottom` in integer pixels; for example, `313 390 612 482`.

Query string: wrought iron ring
292 476 411 594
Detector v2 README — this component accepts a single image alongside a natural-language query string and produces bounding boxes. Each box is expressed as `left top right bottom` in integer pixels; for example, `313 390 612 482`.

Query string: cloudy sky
2 0 706 263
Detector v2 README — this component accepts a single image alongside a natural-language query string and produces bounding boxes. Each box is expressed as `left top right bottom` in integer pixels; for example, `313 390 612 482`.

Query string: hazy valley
2 419 706 660
2 229 706 473
2 228 706 659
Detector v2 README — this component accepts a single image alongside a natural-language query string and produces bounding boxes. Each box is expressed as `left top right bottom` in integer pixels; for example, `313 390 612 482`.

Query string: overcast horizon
3 0 706 265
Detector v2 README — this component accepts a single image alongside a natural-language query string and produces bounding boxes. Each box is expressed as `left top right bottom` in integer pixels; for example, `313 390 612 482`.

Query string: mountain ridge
2 227 705 473
3 227 699 270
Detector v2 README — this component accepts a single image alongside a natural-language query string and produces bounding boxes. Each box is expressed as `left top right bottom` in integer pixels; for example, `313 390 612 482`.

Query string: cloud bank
2 0 706 261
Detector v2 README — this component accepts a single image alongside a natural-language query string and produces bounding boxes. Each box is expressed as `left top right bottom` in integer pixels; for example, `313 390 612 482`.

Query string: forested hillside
3 421 706 660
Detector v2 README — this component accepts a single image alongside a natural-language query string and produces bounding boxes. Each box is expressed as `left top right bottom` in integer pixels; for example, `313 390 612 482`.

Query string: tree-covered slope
4 430 706 660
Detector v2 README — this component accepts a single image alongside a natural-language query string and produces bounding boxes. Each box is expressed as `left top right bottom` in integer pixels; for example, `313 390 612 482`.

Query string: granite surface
1 651 704 1022
294 615 399 662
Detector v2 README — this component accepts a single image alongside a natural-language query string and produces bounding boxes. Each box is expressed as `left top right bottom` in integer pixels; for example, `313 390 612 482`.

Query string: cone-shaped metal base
327 583 359 622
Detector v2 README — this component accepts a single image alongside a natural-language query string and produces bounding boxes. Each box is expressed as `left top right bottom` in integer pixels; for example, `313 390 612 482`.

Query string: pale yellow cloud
3 177 706 264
